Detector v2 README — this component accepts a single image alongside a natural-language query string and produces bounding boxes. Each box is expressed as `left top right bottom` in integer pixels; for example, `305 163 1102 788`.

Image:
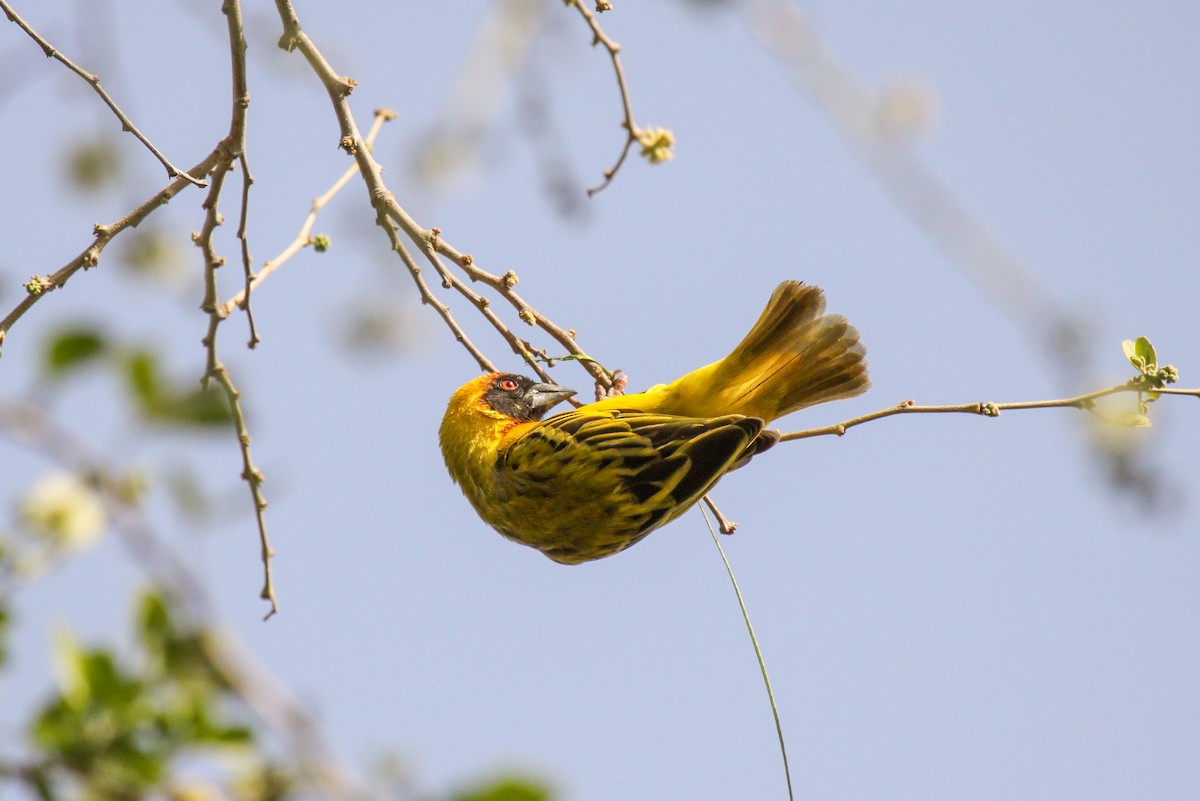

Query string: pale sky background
1 2 1197 800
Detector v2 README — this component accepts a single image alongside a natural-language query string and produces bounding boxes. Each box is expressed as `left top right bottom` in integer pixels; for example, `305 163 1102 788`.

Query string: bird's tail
662 281 870 422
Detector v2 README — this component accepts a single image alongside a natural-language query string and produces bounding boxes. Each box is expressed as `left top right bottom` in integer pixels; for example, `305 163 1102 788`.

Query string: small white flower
18 472 106 551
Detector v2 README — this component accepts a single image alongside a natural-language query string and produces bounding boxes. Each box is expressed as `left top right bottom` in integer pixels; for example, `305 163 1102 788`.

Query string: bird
438 281 869 564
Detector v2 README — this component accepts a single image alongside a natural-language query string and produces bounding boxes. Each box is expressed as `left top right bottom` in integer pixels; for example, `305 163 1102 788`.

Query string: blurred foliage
64 135 125 193
453 776 554 801
123 350 232 428
0 589 555 801
119 228 188 285
37 326 233 428
338 300 412 356
6 590 279 801
0 604 9 669
42 327 107 377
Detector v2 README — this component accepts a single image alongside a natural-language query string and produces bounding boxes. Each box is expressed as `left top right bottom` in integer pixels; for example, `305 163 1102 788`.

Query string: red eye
498 378 519 392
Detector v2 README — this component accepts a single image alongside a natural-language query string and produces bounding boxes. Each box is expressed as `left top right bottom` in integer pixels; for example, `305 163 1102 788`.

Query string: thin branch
415 236 558 384
0 0 275 617
218 108 396 318
235 152 260 348
0 0 205 186
563 0 641 195
0 148 225 354
375 211 496 373
269 0 612 396
195 0 277 619
1149 387 1200 398
779 383 1200 442
702 494 738 535
431 236 611 391
200 188 277 620
207 348 276 619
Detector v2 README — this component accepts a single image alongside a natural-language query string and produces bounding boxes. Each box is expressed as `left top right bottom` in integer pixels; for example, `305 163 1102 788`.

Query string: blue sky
2 2 1197 800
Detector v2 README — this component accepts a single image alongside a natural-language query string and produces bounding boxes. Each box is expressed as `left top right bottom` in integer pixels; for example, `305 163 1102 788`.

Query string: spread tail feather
707 281 869 421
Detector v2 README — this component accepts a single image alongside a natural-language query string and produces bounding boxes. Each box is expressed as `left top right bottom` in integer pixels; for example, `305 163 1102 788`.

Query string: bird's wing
501 409 769 537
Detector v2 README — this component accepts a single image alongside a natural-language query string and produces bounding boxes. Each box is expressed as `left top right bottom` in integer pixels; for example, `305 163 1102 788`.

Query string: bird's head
455 372 577 423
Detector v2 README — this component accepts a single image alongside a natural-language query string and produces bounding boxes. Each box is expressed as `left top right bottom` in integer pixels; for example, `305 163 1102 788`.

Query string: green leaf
1121 339 1139 368
1115 412 1152 428
201 722 255 745
79 649 137 706
1134 336 1157 370
49 626 90 709
43 327 107 376
146 386 233 428
123 351 232 428
124 350 162 410
137 590 173 665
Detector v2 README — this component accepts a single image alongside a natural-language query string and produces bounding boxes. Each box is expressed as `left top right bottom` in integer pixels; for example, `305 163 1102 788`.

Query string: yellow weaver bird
439 281 869 563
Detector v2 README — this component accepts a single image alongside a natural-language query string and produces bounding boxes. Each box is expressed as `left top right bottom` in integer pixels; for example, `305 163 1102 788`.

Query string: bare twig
414 236 558 383
431 237 611 391
702 494 738 535
563 0 641 195
219 108 396 318
374 212 496 373
0 0 205 186
1149 387 1200 399
196 0 277 619
235 152 260 348
0 148 225 353
269 0 611 395
779 383 1200 442
0 0 276 616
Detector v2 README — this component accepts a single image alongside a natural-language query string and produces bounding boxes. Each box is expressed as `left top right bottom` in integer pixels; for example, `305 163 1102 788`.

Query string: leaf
79 649 133 705
146 387 233 428
1121 339 1139 368
1134 336 1157 371
123 351 232 428
1115 412 1152 428
43 327 107 376
136 590 173 664
49 626 90 709
124 350 162 410
202 723 255 745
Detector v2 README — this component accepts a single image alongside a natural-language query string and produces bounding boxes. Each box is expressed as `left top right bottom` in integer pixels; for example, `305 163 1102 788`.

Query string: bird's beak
526 382 577 419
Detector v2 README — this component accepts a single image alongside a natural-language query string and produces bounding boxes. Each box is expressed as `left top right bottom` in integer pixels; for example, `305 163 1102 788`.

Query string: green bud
24 276 49 295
